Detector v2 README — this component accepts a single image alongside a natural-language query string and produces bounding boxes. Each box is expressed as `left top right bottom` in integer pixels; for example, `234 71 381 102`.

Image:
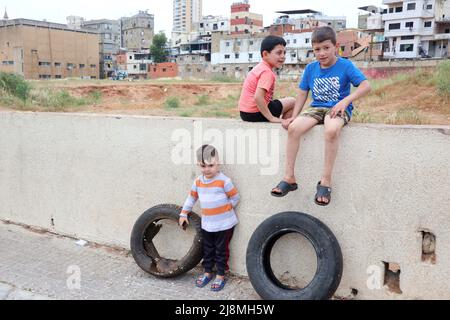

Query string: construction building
121 11 155 50
0 19 99 79
275 9 347 32
230 0 263 34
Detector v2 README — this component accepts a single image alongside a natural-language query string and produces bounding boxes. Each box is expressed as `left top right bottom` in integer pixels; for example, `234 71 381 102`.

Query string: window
401 36 415 40
39 75 51 79
395 6 403 13
294 39 297 44
237 41 241 46
225 54 230 59
235 53 239 59
389 23 401 30
221 22 225 26
55 62 61 67
249 53 253 59
55 75 62 79
400 44 414 52
389 8 394 13
67 63 74 70
2 61 14 65
222 67 227 71
226 42 230 47
407 3 416 10
90 64 97 68
249 40 254 45
426 4 432 10
39 61 51 66
305 38 310 44
162 68 167 72
424 21 432 28
287 39 290 44
79 64 85 69
405 22 414 28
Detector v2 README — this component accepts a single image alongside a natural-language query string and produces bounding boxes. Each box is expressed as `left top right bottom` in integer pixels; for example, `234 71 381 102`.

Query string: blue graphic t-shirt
299 57 367 117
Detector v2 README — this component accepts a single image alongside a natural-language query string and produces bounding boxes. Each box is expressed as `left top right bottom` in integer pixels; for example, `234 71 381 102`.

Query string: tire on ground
246 212 343 300
130 204 203 278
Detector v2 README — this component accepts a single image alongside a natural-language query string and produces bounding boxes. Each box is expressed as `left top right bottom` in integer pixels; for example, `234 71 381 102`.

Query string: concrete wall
1 112 449 300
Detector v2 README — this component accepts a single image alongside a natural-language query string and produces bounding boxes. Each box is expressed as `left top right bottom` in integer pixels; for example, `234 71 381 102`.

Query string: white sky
2 0 383 37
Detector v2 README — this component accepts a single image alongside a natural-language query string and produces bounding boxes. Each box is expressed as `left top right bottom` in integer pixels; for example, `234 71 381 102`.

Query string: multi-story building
198 15 229 37
82 19 121 79
230 1 263 34
172 0 203 46
121 11 155 50
383 0 450 59
0 19 99 79
125 50 152 79
275 9 347 32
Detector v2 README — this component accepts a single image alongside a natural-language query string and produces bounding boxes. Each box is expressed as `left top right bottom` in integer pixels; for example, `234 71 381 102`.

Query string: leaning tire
130 204 203 278
246 212 343 300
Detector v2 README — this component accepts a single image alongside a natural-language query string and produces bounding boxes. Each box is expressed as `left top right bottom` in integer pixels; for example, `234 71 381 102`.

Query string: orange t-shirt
238 60 276 113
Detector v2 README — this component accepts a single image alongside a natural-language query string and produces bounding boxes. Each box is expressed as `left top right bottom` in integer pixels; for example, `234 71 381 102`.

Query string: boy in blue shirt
271 26 371 206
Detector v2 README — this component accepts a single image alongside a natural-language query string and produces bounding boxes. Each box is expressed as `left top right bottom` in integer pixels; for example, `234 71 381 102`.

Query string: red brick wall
148 62 178 79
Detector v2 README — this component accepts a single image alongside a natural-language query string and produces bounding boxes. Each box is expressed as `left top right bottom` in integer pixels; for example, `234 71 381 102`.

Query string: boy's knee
324 128 340 141
288 124 302 137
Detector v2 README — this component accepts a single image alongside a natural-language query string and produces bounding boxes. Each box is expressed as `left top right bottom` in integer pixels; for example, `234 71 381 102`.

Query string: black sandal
315 182 332 206
271 181 298 197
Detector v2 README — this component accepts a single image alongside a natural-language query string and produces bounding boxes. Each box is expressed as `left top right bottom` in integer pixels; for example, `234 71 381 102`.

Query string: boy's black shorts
240 100 283 122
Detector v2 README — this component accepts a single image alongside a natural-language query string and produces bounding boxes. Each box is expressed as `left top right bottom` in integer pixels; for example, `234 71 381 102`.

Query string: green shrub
0 72 31 101
165 96 180 109
436 60 450 99
195 94 210 106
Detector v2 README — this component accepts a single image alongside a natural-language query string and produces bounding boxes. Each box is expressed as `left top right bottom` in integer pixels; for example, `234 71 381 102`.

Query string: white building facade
383 0 450 59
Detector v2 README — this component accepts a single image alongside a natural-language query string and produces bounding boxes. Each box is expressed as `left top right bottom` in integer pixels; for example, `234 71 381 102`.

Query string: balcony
382 10 434 21
435 33 450 40
384 27 435 37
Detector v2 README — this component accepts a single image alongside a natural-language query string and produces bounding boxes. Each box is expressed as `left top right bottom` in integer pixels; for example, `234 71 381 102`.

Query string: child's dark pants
201 228 234 277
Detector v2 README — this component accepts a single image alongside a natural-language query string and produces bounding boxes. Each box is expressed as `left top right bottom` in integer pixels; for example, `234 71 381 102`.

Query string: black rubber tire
130 204 203 278
246 212 343 300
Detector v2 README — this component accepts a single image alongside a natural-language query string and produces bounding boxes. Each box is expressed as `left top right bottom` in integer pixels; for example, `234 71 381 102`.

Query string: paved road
0 221 259 300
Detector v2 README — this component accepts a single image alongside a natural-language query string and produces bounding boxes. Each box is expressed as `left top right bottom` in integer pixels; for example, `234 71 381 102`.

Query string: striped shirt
181 172 240 233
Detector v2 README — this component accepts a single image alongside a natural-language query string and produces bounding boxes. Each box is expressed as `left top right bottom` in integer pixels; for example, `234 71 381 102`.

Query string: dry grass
1 68 449 125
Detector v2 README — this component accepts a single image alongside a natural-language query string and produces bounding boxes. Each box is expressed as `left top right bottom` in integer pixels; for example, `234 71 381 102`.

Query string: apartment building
0 19 99 79
383 0 450 59
172 0 203 46
82 19 121 79
121 11 155 50
230 1 263 34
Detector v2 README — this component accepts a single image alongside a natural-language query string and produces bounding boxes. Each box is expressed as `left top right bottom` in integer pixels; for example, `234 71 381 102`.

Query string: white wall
1 112 450 300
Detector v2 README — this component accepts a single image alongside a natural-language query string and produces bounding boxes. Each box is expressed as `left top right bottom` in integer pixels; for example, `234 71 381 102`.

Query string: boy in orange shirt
239 36 295 123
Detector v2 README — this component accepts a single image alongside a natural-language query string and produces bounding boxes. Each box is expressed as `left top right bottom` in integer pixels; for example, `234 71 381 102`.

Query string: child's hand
179 217 189 230
282 118 295 130
330 101 349 119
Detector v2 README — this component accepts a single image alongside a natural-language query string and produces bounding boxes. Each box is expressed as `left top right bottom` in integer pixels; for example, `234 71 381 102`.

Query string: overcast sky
2 0 383 37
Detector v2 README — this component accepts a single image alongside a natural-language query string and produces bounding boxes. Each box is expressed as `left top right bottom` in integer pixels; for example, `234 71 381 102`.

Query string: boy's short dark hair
311 26 337 45
197 145 218 164
260 36 287 56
